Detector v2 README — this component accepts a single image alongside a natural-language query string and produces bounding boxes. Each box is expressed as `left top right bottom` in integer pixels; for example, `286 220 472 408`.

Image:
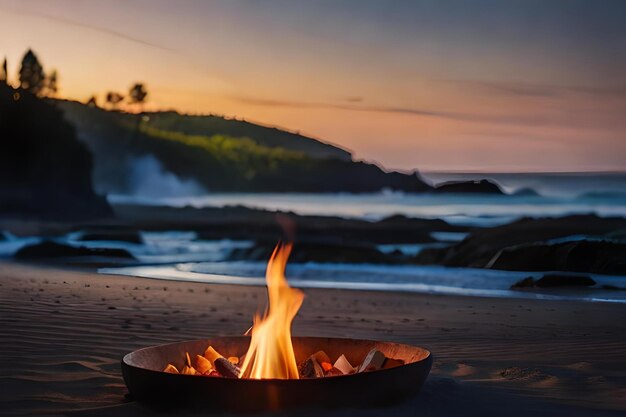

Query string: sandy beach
1 261 624 416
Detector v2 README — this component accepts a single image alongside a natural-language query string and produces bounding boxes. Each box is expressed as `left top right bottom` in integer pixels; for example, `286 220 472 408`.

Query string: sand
1 261 625 416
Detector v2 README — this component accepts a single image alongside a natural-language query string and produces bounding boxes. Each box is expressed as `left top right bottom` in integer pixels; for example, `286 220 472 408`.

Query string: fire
160 241 405 380
239 243 304 379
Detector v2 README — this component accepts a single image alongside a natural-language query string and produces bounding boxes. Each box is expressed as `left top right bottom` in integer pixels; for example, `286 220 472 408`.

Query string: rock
15 241 135 259
489 240 626 275
228 240 397 264
78 228 143 244
511 274 596 289
601 285 622 290
434 179 505 195
510 277 536 289
415 215 626 270
188 207 465 245
535 274 596 288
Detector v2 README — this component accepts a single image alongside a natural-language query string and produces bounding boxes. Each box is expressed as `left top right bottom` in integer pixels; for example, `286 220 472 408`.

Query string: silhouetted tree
106 91 124 109
128 83 147 107
86 95 98 107
19 49 45 95
46 69 58 97
0 57 7 85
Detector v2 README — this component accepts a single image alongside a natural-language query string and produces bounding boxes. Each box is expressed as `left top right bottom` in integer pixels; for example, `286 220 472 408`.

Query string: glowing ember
239 242 304 379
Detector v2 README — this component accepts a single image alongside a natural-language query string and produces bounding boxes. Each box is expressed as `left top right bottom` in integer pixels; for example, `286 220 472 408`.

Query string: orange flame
239 243 304 379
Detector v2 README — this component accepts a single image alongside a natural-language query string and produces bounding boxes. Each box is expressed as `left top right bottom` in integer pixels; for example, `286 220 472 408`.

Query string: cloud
2 7 173 51
444 79 626 99
232 94 624 131
232 96 468 120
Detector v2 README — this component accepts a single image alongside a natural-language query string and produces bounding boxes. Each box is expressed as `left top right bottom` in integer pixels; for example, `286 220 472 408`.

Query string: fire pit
121 243 432 410
122 336 431 410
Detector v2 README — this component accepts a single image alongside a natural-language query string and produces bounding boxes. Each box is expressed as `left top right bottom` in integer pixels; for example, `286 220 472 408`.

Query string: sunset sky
1 0 625 172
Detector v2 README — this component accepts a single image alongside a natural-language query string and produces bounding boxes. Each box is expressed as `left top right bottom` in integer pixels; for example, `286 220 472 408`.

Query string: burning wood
162 345 403 379
160 243 405 379
357 349 386 373
333 354 355 375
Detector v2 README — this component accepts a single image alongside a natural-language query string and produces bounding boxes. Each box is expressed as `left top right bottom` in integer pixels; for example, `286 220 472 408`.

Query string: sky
0 0 625 172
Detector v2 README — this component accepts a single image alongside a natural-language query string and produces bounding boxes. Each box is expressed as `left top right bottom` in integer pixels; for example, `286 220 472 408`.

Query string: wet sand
1 261 625 416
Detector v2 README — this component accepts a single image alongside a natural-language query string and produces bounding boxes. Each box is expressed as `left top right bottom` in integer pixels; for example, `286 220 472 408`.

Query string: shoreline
1 260 625 416
100 264 626 304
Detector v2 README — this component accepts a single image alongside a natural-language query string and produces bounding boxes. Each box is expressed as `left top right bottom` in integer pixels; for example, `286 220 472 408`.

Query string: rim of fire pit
122 336 432 410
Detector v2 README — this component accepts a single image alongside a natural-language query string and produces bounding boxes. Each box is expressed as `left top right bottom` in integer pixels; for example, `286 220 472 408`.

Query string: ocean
108 172 626 227
4 172 625 303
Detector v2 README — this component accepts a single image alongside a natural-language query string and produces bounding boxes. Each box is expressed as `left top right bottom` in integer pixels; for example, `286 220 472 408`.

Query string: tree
19 49 45 95
128 83 148 107
86 95 98 107
46 69 58 97
0 57 7 85
105 91 124 109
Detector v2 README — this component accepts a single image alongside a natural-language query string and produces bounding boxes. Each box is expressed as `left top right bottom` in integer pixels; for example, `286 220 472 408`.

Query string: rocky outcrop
511 274 596 289
434 180 505 194
15 241 134 259
415 215 626 270
78 228 143 244
111 204 466 244
228 240 399 264
489 240 626 275
0 85 111 220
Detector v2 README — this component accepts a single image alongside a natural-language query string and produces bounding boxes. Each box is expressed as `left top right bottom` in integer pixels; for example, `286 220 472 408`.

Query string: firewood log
333 354 355 375
299 357 324 378
357 349 386 373
163 363 179 374
203 346 223 367
383 358 404 369
195 355 213 374
311 350 331 364
214 357 240 378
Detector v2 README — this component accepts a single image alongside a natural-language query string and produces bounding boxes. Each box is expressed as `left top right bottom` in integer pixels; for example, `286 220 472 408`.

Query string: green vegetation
58 99 431 193
144 111 351 161
137 124 307 181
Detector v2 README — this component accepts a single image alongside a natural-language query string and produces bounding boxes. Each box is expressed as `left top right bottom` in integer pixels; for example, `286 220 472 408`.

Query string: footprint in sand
564 361 594 372
497 367 555 385
451 363 476 377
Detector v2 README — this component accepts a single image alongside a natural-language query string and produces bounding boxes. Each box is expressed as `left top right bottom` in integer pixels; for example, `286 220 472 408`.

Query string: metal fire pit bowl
122 336 432 411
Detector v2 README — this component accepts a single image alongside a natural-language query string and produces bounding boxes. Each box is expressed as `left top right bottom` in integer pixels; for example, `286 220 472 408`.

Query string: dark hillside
57 100 432 193
0 86 111 219
144 111 351 161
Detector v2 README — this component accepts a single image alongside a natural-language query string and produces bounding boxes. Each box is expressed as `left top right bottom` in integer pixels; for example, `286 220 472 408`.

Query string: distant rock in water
15 241 135 259
434 179 505 194
0 85 111 220
511 274 596 289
